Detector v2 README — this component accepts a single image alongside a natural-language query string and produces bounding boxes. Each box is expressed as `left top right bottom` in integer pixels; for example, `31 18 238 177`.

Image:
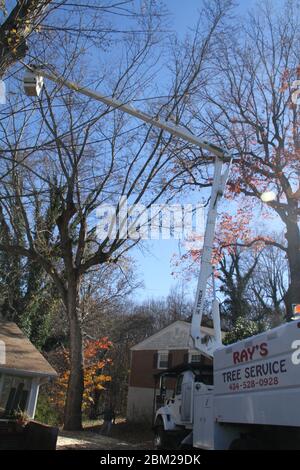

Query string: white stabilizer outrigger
23 65 232 357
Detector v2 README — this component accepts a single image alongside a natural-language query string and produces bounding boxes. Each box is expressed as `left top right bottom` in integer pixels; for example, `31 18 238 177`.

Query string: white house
0 322 57 420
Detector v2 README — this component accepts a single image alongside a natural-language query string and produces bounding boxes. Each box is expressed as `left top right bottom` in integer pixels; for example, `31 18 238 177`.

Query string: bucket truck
23 66 300 450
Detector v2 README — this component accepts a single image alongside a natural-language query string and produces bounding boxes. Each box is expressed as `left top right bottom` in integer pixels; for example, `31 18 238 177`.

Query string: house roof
131 320 222 351
0 322 57 378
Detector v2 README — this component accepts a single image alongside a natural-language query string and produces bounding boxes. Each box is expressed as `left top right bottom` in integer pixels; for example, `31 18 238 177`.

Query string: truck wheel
153 425 168 450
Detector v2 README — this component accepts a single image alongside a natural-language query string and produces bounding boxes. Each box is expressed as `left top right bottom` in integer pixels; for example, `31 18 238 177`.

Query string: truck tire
153 425 168 450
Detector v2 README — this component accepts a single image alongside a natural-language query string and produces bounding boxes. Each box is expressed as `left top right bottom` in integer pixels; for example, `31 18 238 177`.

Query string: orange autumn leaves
172 202 271 282
51 338 112 412
184 208 254 267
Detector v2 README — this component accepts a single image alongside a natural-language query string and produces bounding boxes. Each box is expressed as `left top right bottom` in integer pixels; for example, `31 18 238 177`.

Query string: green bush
35 391 62 427
223 317 267 345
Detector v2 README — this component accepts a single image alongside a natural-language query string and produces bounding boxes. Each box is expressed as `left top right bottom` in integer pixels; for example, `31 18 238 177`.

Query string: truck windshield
175 375 184 395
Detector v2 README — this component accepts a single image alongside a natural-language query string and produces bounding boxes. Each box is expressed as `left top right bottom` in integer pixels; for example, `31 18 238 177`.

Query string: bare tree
0 1 231 429
133 285 193 331
1 1 153 77
218 247 260 326
0 0 53 75
218 242 287 328
194 0 300 319
249 243 287 327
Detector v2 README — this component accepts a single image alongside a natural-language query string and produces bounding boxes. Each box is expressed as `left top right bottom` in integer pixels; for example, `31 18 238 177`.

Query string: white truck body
191 320 300 449
214 320 300 427
154 320 300 449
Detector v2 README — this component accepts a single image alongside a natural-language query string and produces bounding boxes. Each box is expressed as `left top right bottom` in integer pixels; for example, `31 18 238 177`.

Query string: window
0 374 31 418
157 351 169 369
190 353 202 364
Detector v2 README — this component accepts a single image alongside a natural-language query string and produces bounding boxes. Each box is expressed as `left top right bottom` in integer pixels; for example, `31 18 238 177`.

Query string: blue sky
131 0 270 303
169 0 258 32
1 0 282 303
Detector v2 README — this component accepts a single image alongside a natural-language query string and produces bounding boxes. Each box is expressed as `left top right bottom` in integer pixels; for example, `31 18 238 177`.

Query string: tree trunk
284 216 300 321
0 1 52 76
63 280 84 430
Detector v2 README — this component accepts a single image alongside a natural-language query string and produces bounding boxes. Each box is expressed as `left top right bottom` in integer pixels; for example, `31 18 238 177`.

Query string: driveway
57 430 152 450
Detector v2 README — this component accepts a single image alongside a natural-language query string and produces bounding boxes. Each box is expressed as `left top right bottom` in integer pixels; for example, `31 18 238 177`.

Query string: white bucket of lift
23 70 44 97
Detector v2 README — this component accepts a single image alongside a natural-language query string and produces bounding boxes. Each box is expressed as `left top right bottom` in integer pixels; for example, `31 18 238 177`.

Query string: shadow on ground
57 421 153 450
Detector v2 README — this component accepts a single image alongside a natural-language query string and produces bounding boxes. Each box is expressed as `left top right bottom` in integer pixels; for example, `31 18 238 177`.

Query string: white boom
191 157 231 355
23 65 232 356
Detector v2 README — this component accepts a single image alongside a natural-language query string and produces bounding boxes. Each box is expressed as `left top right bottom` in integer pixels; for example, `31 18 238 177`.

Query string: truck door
171 374 183 424
193 385 214 449
169 371 195 426
181 380 193 423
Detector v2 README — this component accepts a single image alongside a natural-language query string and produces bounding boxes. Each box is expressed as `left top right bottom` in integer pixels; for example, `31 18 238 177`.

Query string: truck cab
154 320 300 450
153 362 213 449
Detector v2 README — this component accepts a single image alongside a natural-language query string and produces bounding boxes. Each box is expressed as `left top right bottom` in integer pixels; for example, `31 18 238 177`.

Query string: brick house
127 320 217 422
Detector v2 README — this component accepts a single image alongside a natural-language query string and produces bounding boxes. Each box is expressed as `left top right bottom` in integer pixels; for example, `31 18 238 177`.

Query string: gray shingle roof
0 321 57 378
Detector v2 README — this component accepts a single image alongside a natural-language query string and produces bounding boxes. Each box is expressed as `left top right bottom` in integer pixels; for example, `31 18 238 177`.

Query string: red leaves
227 181 241 194
84 337 112 359
279 69 290 93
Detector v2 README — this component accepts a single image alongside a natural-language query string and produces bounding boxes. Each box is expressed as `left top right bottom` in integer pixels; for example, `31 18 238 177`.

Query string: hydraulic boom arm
23 65 232 357
191 157 231 356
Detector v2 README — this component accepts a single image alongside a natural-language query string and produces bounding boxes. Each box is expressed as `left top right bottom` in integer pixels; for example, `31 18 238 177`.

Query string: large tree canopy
0 0 232 430
0 0 52 75
194 0 300 319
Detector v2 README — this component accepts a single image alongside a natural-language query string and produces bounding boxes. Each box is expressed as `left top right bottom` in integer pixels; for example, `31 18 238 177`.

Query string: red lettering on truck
233 342 269 364
260 342 268 357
